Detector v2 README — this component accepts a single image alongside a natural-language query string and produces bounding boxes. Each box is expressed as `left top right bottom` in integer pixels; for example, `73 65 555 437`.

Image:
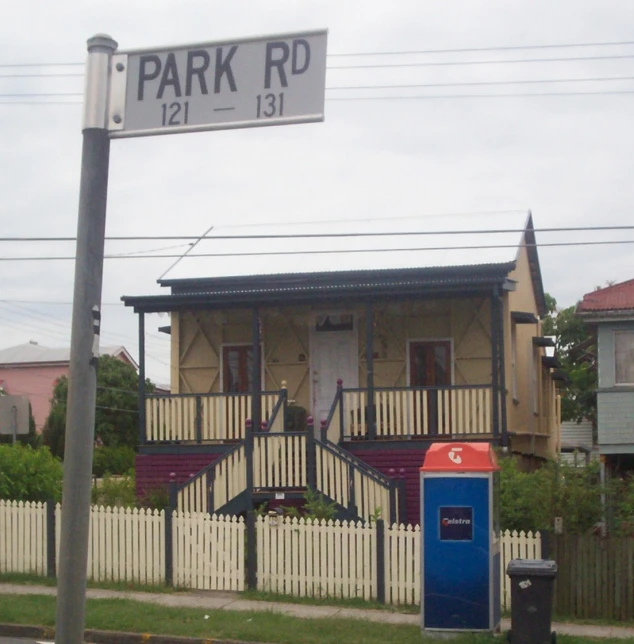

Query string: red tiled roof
577 279 634 312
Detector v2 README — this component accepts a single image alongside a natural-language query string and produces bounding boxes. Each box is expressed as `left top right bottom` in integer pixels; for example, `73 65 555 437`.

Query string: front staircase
172 412 405 525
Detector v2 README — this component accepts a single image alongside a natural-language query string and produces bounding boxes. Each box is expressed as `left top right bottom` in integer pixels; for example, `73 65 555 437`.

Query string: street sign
108 29 327 138
0 395 29 436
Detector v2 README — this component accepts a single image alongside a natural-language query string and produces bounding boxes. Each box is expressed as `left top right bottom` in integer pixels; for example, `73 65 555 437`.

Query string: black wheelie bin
506 558 558 644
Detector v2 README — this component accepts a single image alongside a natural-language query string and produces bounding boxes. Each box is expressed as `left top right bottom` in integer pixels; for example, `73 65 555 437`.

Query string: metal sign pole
55 34 117 644
11 405 17 444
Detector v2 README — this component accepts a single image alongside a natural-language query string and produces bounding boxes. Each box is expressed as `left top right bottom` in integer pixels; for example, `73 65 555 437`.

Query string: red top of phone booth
420 442 500 472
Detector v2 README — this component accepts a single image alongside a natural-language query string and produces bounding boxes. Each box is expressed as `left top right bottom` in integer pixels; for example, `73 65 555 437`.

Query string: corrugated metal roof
0 343 131 366
578 278 634 313
123 262 516 312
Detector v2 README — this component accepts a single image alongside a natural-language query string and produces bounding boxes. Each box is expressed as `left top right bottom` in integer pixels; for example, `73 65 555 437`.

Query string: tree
542 293 596 424
42 355 154 458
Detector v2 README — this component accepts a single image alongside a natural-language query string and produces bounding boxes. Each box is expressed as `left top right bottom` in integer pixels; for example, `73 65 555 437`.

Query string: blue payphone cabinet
420 442 500 635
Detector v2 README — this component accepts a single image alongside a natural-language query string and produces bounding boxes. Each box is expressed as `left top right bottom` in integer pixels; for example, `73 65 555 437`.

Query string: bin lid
420 442 500 472
507 558 558 577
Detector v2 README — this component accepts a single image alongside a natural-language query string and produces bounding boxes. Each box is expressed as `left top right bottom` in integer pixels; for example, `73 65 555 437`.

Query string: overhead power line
329 40 634 56
5 89 634 105
328 53 634 70
327 76 634 91
1 224 634 242
327 90 634 100
7 74 634 95
3 38 634 69
0 238 633 261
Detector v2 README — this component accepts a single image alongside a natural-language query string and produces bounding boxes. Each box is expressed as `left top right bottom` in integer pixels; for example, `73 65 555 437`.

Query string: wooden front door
409 340 452 387
311 313 358 423
223 345 254 392
409 340 452 434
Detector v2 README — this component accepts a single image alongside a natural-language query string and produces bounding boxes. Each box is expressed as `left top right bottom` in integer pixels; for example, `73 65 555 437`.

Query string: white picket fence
59 505 165 585
256 515 377 599
0 499 541 609
0 500 47 576
173 511 244 591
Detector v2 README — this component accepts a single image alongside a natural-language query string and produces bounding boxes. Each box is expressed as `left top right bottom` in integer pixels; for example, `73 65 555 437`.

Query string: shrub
0 444 62 502
93 445 135 478
282 487 338 521
499 454 605 534
91 474 136 508
139 484 170 511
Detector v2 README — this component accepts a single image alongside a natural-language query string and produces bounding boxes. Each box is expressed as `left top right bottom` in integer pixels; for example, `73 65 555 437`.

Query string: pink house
0 342 137 431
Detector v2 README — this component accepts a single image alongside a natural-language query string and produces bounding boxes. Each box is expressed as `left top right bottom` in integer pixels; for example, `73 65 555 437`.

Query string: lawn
0 594 629 644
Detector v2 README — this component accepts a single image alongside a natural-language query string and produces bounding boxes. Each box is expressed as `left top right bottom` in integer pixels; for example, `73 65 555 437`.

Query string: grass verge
0 572 177 594
240 589 420 614
0 594 628 644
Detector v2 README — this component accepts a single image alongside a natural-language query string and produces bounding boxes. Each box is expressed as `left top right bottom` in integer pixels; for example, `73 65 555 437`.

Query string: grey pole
11 405 17 445
55 34 117 644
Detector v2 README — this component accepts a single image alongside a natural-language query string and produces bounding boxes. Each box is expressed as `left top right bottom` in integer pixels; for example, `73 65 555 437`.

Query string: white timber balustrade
254 433 307 489
342 386 493 439
145 391 280 443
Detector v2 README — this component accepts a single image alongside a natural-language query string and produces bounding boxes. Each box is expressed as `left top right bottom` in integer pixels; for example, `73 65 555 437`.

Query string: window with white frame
615 330 634 385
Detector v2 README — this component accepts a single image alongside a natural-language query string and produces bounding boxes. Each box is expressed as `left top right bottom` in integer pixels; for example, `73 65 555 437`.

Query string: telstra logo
441 517 471 526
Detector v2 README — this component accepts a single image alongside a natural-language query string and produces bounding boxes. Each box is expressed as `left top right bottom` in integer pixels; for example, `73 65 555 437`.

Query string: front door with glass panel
311 314 358 423
409 340 452 434
223 345 254 392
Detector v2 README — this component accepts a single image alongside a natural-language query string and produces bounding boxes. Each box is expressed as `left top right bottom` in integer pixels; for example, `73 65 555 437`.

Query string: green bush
91 474 136 508
139 484 170 511
607 473 634 536
499 455 604 534
282 487 338 521
93 445 135 478
0 444 62 502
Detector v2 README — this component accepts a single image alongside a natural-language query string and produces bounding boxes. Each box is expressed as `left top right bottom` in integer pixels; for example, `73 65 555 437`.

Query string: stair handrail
174 439 246 514
313 407 401 524
261 381 288 432
318 432 396 489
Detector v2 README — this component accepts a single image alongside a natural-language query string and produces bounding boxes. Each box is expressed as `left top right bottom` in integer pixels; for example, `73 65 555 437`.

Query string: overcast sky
2 0 634 384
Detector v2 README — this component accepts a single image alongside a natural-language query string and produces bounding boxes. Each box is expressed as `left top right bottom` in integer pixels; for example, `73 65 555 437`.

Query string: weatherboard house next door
122 214 562 524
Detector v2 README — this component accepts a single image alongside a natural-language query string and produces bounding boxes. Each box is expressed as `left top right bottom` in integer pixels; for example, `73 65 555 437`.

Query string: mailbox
420 442 501 635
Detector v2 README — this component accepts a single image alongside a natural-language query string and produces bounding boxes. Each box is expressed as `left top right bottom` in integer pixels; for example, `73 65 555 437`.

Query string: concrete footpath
1 583 634 641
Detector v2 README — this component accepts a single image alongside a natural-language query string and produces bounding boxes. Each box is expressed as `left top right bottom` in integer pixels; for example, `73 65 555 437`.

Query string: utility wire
328 53 634 69
0 208 528 237
327 90 634 100
329 40 634 56
1 239 634 261
327 76 634 90
0 72 83 78
4 38 634 68
7 74 634 96
5 89 634 105
1 225 634 242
